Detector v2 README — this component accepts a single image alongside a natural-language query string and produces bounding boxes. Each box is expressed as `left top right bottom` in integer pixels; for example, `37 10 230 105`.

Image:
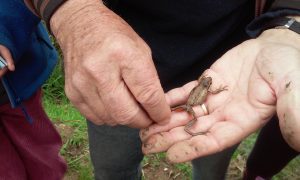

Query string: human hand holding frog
140 27 300 163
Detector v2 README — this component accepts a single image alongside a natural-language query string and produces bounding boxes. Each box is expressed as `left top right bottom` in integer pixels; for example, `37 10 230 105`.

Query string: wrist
50 0 105 45
258 16 300 48
259 28 300 48
288 16 300 22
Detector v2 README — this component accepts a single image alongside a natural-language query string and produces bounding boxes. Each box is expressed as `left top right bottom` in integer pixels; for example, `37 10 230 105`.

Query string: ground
53 121 300 180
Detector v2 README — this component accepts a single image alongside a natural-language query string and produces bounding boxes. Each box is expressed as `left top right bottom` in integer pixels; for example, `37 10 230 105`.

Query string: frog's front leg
208 85 228 94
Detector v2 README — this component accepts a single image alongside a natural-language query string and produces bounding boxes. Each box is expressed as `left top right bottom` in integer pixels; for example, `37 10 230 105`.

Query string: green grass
42 62 94 179
43 98 94 179
174 163 192 178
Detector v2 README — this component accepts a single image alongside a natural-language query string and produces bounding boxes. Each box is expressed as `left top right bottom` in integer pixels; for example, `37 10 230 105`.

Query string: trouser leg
192 144 238 180
0 90 67 180
87 121 143 180
244 116 299 179
0 123 27 180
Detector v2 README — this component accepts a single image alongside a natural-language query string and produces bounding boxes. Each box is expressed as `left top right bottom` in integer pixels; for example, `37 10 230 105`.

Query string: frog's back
187 85 208 106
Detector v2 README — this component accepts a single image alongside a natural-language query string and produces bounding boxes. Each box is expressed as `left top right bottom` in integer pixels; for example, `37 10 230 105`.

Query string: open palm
140 30 300 163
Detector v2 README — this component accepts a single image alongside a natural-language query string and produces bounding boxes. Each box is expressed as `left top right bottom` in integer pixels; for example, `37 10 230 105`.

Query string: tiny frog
172 76 227 136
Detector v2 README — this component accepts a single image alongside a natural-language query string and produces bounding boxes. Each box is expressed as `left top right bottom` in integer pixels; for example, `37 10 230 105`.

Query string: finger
276 71 300 151
65 80 102 124
166 121 245 163
142 112 222 153
0 45 15 71
0 68 7 77
166 81 198 107
79 87 112 125
95 69 153 128
122 55 171 125
68 71 120 125
140 105 212 141
76 103 103 125
142 126 191 154
104 81 153 128
140 111 191 141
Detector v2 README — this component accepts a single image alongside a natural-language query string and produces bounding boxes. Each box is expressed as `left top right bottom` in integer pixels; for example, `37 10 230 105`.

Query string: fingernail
143 143 153 150
140 128 149 138
143 138 157 149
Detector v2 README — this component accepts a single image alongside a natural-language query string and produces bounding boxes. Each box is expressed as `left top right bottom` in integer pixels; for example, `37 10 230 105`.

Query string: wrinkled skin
50 0 171 128
140 27 300 163
45 0 299 163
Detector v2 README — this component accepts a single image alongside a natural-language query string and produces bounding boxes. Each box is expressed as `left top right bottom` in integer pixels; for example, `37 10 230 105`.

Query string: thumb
276 73 300 151
0 45 15 72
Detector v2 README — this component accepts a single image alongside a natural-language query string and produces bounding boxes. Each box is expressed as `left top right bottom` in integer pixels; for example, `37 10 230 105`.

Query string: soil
142 155 191 180
55 123 247 180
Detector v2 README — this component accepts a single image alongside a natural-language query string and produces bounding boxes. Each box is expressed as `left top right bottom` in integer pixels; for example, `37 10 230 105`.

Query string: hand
140 28 300 163
0 45 15 77
50 0 171 128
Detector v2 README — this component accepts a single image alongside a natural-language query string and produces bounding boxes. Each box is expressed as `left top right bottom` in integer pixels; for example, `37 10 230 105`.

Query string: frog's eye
203 77 212 87
203 80 211 87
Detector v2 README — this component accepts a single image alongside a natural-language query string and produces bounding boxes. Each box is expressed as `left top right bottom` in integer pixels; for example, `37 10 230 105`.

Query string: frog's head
202 76 212 87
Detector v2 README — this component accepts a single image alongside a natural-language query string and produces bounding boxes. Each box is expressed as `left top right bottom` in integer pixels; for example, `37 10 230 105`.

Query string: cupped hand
0 45 15 77
50 0 171 128
140 28 300 163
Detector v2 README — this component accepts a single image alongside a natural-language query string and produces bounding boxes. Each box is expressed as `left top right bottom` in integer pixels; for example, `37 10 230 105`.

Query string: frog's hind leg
184 106 207 136
172 105 206 135
171 105 188 111
186 105 196 120
184 125 206 136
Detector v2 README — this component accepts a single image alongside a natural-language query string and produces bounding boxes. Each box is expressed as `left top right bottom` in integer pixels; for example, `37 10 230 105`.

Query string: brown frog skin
172 76 227 136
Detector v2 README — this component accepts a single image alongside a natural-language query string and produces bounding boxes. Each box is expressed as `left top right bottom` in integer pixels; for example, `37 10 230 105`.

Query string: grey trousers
87 121 238 180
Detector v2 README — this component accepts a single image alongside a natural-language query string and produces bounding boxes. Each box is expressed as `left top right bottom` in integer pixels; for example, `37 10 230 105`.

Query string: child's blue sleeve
0 0 40 62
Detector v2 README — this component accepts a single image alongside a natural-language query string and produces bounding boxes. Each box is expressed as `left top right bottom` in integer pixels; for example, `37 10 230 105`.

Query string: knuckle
93 120 104 126
64 84 77 103
81 62 113 90
95 76 112 90
106 36 152 62
81 60 95 72
107 39 134 60
112 107 139 125
136 84 162 107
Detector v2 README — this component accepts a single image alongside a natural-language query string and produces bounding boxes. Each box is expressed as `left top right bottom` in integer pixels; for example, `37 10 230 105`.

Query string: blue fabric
0 0 58 108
